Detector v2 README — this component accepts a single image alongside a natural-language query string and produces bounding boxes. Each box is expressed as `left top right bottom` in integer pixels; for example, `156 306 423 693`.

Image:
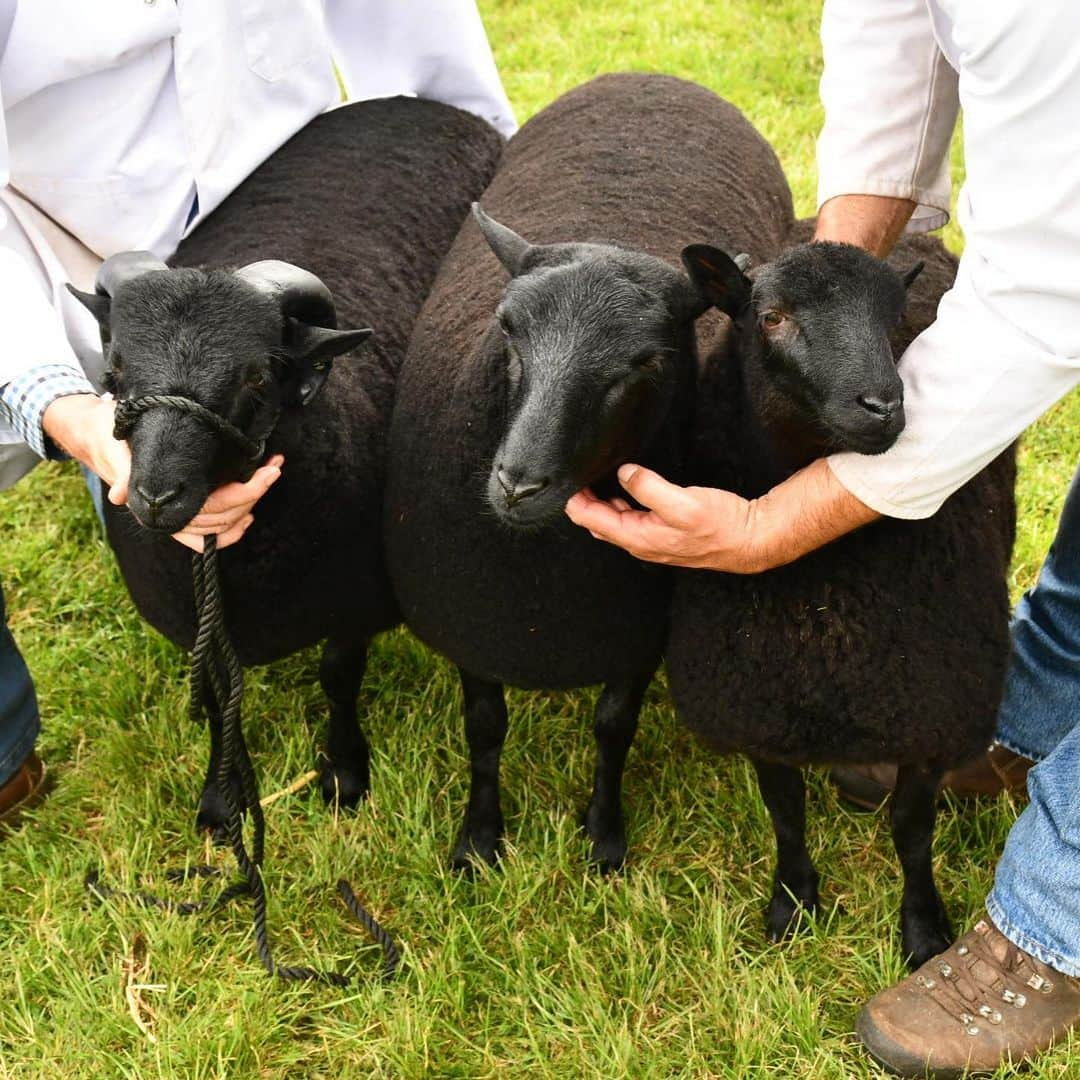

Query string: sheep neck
735 326 832 497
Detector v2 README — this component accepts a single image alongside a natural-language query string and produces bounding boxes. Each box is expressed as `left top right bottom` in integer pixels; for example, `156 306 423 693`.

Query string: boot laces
913 920 1053 1037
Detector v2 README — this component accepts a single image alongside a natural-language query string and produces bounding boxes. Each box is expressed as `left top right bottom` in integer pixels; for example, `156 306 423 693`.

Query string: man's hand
565 458 881 574
42 392 283 551
42 393 131 501
566 465 765 573
169 458 284 551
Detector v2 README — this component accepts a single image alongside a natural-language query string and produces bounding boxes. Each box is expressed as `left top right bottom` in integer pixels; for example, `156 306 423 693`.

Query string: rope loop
112 394 266 461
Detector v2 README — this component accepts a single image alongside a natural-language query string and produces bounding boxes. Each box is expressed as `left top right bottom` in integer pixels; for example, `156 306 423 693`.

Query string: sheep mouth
126 498 203 536
822 411 905 456
485 477 579 531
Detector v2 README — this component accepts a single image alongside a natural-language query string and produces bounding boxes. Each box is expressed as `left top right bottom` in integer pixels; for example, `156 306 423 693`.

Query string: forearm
814 194 916 258
740 457 880 572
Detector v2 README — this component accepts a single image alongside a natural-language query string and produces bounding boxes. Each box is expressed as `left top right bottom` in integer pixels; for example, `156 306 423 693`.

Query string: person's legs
985 463 1080 971
0 578 42 810
857 465 1080 1075
994 464 1080 762
79 463 105 527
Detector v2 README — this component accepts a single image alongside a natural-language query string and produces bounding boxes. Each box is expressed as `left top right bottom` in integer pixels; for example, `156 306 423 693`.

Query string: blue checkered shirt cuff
0 364 98 460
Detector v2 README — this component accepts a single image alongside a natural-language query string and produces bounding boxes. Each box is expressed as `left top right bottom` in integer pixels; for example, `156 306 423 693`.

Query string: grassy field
2 2 1078 1077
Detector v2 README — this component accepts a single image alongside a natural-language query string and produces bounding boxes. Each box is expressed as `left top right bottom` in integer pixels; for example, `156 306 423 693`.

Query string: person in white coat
567 1 1080 1073
0 0 514 828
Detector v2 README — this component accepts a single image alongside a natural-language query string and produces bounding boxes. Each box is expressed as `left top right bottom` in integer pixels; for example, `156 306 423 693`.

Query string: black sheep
668 222 1016 967
384 73 793 871
71 98 504 831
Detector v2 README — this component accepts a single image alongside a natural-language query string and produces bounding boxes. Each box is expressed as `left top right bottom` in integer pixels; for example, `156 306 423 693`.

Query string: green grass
2 2 1078 1076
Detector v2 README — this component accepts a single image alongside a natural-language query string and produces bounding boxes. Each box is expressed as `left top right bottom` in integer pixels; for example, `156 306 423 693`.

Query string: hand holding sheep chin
565 457 880 573
42 393 283 552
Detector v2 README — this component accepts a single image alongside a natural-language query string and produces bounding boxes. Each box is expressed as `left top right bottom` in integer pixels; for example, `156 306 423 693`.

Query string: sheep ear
473 203 532 277
681 244 751 319
283 319 373 407
901 261 925 289
66 284 112 330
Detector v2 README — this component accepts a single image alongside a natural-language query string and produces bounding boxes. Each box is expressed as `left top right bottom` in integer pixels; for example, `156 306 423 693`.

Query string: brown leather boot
857 916 1080 1077
831 745 1033 811
0 751 48 830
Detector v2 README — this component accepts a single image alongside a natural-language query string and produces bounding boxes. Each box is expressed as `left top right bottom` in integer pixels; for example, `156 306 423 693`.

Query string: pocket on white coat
241 0 328 82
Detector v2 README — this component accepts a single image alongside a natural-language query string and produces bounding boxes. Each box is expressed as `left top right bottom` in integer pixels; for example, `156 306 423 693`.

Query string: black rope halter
112 394 268 463
88 394 400 985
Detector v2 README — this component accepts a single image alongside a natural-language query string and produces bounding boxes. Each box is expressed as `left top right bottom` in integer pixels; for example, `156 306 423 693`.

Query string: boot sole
830 766 891 812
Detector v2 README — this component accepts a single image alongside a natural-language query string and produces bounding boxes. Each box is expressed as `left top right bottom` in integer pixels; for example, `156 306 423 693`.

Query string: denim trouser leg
80 463 105 527
987 464 1080 977
0 579 40 788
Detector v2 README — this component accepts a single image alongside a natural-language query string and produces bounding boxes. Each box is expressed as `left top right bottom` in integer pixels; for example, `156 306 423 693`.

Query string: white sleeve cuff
816 174 951 234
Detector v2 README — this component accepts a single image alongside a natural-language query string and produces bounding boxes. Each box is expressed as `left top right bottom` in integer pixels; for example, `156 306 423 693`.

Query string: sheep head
473 205 708 528
68 255 371 533
683 241 922 457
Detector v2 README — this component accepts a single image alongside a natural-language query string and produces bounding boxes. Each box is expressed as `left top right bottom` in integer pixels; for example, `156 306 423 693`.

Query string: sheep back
669 223 1016 767
105 97 504 664
385 73 794 689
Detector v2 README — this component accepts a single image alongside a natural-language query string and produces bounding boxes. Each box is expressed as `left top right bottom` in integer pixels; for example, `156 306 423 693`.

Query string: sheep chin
485 484 577 532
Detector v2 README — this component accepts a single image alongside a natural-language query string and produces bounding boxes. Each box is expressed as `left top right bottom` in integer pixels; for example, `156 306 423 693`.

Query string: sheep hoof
319 759 370 811
581 803 627 874
587 837 627 876
196 779 243 843
450 829 502 874
901 901 953 969
765 889 819 943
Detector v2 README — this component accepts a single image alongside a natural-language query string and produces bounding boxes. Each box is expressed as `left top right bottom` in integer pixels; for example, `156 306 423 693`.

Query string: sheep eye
498 312 514 337
246 368 269 390
761 311 786 330
506 342 523 385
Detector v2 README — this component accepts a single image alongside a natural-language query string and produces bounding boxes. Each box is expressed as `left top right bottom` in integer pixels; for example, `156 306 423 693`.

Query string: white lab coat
0 0 514 488
819 0 1080 518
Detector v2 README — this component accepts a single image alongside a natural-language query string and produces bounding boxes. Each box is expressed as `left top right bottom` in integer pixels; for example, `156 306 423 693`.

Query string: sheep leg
582 670 652 873
318 635 372 810
752 758 820 941
451 669 508 871
891 762 952 967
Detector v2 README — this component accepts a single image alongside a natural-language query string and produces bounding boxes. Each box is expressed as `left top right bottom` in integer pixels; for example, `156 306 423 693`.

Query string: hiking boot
857 916 1080 1077
0 751 48 830
831 745 1033 811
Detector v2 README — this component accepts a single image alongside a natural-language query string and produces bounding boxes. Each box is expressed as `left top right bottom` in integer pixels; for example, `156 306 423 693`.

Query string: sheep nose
857 393 903 421
496 466 549 507
135 483 183 512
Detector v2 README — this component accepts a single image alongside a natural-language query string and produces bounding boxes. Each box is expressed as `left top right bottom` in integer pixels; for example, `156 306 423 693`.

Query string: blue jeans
0 579 40 788
987 463 1080 978
1 467 99 790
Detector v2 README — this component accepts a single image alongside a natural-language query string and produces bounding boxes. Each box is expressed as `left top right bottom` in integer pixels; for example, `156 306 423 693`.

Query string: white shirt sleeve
817 0 959 233
0 80 95 469
826 2 1080 519
323 0 516 137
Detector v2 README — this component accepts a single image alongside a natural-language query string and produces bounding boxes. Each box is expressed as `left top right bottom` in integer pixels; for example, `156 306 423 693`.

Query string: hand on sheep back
565 456 878 573
41 391 283 551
